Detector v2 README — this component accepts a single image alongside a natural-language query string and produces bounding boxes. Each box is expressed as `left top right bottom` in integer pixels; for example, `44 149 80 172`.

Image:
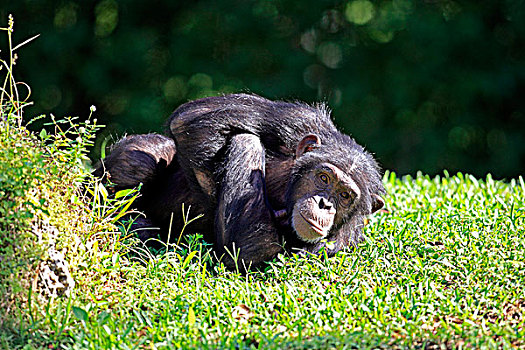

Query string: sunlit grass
12 171 521 350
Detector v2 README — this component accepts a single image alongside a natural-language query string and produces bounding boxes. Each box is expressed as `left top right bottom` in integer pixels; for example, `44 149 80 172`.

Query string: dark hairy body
95 94 385 268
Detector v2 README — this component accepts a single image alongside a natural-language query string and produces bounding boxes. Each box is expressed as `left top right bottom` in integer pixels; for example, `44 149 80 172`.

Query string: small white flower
90 105 97 112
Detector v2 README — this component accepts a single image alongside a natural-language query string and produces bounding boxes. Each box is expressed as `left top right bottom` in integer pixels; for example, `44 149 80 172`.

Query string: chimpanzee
95 94 385 268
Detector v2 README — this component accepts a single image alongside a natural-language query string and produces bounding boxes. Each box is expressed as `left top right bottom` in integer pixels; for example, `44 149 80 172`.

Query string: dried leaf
232 304 255 323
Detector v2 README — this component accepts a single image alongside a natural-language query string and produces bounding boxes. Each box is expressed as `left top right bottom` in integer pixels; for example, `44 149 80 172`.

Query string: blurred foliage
1 0 524 178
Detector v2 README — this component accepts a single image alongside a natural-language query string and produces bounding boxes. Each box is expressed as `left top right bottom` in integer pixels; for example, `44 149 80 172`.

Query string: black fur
95 94 385 268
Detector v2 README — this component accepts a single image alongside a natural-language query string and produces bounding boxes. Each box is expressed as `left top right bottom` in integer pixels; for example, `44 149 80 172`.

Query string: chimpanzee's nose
318 197 333 210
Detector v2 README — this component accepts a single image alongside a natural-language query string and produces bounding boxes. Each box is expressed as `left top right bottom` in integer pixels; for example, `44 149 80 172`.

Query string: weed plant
1 16 524 350
0 16 136 348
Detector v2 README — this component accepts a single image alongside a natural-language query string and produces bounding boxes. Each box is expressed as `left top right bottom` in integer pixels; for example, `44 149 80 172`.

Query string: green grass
10 171 524 349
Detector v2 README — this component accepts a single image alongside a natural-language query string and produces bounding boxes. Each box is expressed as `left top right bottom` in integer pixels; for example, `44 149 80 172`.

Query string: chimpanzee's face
290 162 361 243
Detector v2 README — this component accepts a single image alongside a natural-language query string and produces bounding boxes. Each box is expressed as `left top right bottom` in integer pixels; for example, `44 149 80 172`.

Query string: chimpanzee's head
286 134 385 250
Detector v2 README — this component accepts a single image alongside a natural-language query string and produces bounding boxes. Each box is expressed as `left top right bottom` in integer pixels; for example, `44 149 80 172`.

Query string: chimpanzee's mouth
299 213 326 236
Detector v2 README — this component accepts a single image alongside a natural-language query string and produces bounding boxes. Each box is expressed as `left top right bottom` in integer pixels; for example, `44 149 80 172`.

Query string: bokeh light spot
188 73 213 90
54 3 78 30
303 64 326 89
94 0 119 37
345 0 375 26
300 29 318 54
317 42 342 69
368 28 394 43
163 76 188 103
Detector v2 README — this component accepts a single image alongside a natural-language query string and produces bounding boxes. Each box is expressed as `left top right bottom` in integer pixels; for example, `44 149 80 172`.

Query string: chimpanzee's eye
340 191 350 199
319 173 329 184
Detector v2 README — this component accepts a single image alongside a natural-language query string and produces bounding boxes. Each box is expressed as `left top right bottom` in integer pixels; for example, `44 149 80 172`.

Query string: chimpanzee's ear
296 134 321 158
371 194 385 213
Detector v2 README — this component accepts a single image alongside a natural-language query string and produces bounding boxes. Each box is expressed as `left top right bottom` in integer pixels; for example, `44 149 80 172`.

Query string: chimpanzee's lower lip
300 213 325 236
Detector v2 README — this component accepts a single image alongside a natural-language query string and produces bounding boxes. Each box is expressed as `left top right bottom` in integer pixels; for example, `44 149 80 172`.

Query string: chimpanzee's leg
215 134 283 269
93 134 178 240
93 134 176 191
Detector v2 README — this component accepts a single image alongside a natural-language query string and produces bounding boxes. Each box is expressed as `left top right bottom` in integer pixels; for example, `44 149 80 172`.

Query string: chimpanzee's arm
215 134 283 269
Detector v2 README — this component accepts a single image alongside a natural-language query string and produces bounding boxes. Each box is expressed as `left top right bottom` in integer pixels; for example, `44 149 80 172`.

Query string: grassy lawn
8 172 523 349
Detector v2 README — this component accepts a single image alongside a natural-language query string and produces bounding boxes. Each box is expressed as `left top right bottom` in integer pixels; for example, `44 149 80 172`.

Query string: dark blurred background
1 0 524 178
